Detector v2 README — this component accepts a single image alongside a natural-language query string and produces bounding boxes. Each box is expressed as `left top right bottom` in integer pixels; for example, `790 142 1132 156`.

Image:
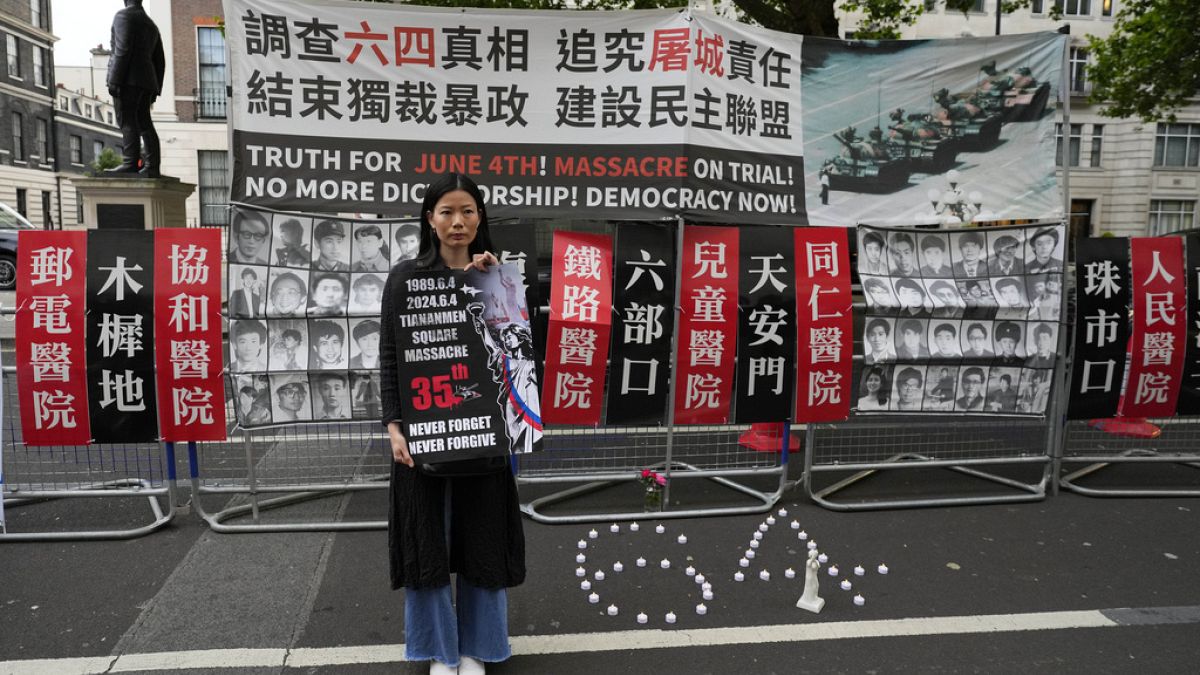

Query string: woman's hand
388 422 414 467
464 251 498 272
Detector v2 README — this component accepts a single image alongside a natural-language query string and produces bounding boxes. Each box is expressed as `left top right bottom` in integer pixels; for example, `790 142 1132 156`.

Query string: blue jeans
403 482 511 665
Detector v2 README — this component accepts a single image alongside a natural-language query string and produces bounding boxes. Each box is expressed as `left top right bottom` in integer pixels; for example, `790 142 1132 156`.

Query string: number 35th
410 375 458 410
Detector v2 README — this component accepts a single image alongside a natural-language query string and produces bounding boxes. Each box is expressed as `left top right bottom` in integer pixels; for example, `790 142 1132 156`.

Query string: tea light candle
578 540 588 550
696 603 708 615
588 529 598 539
576 553 586 563
629 522 640 532
745 549 756 560
695 574 706 585
581 580 591 590
853 594 865 606
636 557 647 567
576 566 586 577
610 523 620 533
840 579 852 591
665 611 677 624
613 561 624 573
753 531 763 541
791 520 800 530
750 540 760 549
685 565 696 576
607 604 618 616
734 571 745 581
877 563 889 575
702 589 714 601
660 558 671 569
827 565 839 577
637 612 648 624
739 557 749 568
594 571 606 581
588 592 599 604
806 540 817 550
655 524 665 534
766 516 776 525
758 523 769 533
778 508 788 517
701 581 711 591
677 534 688 544
854 565 865 576
785 568 796 579
818 553 828 564
798 530 808 540
759 570 771 581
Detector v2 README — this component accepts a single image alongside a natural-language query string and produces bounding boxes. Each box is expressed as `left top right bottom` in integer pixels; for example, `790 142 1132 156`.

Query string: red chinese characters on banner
155 229 227 441
793 228 852 422
674 225 738 424
1120 237 1187 417
16 231 90 446
542 232 613 425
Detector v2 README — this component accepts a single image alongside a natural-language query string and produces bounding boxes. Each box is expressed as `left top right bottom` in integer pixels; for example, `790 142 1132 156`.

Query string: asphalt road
3 468 1200 674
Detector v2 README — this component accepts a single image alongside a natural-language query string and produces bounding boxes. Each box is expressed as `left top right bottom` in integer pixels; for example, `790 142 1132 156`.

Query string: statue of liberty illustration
467 302 542 454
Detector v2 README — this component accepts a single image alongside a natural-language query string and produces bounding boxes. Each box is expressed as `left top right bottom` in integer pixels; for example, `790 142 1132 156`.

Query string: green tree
87 147 122 176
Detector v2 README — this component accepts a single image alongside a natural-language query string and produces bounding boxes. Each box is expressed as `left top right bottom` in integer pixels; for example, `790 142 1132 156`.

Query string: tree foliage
1086 0 1199 122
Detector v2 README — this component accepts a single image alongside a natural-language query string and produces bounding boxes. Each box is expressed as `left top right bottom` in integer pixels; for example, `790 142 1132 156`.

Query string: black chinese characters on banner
1067 237 1131 419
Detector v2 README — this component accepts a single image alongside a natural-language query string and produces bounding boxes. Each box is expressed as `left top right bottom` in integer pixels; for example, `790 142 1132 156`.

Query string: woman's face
429 189 480 255
866 373 881 392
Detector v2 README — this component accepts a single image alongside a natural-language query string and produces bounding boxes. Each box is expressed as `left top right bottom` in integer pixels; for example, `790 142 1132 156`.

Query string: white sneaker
459 656 486 674
429 660 458 675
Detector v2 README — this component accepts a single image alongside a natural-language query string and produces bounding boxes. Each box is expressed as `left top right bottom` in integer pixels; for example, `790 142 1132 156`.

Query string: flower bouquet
639 469 667 512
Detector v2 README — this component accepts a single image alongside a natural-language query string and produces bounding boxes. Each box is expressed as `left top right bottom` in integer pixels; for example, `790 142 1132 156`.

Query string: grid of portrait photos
226 205 422 426
854 223 1066 415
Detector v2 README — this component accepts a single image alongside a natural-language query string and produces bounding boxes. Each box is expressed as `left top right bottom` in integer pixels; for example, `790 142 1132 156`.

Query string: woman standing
379 173 525 675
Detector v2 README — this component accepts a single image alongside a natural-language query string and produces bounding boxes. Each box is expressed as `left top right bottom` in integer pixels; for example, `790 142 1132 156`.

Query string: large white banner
226 0 806 223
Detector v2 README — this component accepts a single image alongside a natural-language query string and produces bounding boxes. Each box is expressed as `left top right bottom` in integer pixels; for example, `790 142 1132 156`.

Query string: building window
196 27 228 120
32 46 45 87
107 111 114 124
1056 123 1103 168
11 112 24 160
41 190 51 229
1069 47 1089 94
35 117 47 159
84 104 92 118
1101 0 1113 16
1154 123 1200 167
6 34 19 79
1148 200 1196 236
30 0 46 29
58 95 67 110
16 188 27 217
198 150 230 226
93 139 103 159
1031 0 1045 12
969 0 985 11
69 135 82 164
1055 0 1092 15
924 0 938 10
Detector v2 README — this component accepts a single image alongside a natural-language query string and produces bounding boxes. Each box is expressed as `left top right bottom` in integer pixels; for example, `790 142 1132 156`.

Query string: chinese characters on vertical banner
1119 237 1186 417
1178 233 1200 415
608 224 674 425
16 231 90 445
674 225 738 424
156 229 227 441
86 232 157 443
542 232 613 425
793 228 851 422
1067 237 1130 418
735 226 796 422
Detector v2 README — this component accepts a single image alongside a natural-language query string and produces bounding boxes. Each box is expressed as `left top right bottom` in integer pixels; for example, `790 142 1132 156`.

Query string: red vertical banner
542 232 613 425
16 231 91 446
794 228 853 422
155 229 228 441
1120 237 1187 417
674 225 739 424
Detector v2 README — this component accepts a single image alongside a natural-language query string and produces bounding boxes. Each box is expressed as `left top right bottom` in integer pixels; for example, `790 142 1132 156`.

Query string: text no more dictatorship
244 176 797 214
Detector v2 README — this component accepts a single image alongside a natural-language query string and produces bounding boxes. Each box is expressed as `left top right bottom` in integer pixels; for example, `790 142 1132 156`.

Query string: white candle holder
798 530 808 540
581 580 591 590
576 553 586 564
853 594 865 606
588 592 599 604
877 563 889 575
607 605 618 616
610 523 620 533
696 603 708 615
677 534 688 545
588 529 598 539
745 549 756 560
734 571 745 581
840 579 852 591
575 567 586 577
818 553 828 564
577 540 587 550
594 571 606 581
750 540 760 549
636 557 647 567
660 558 671 569
629 522 640 532
753 531 763 541
854 565 865 577
695 574 706 585
785 568 796 579
655 524 665 534
766 516 776 525
665 611 677 624
702 589 714 601
759 570 771 581
613 562 624 573
637 612 648 624
778 508 789 517
758 523 769 533
738 558 749 568
685 565 696 576
828 565 839 577
791 520 800 530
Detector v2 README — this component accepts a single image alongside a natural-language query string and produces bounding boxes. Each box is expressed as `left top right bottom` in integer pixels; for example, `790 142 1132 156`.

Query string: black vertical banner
1067 237 1131 419
1177 234 1200 415
606 223 675 425
735 226 797 422
86 231 158 442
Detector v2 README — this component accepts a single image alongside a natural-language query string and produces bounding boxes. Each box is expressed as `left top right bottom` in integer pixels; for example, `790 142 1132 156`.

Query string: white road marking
0 608 1132 673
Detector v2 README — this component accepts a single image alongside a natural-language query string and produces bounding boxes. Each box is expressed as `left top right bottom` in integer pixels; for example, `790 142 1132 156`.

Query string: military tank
932 87 1003 152
886 107 959 173
975 63 1052 122
823 126 911 193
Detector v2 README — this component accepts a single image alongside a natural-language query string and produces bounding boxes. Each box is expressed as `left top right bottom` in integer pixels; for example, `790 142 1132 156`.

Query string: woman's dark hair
415 173 495 269
861 366 890 405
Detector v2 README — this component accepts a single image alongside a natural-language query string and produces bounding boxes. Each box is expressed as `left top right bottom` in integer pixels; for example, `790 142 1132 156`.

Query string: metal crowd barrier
0 368 178 541
1059 418 1200 497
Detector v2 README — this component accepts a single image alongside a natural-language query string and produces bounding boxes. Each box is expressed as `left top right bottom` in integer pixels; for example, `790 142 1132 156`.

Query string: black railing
194 86 228 121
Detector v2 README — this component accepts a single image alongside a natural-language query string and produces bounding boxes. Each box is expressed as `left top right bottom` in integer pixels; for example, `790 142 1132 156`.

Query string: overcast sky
51 0 125 66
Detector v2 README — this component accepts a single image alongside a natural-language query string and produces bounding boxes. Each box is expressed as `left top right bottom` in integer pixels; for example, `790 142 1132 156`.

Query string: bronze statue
104 0 166 178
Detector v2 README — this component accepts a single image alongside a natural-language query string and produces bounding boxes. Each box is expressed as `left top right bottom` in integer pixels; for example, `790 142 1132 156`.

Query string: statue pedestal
70 176 196 229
